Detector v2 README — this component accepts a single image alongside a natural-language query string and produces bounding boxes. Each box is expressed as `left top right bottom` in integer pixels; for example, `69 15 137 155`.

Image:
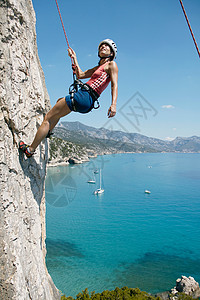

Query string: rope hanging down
179 0 200 58
55 0 75 67
54 0 101 109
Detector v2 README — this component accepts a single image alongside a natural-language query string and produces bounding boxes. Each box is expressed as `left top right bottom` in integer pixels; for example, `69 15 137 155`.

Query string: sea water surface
45 153 200 297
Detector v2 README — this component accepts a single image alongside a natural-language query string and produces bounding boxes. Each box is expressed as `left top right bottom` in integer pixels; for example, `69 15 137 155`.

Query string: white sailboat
94 169 104 195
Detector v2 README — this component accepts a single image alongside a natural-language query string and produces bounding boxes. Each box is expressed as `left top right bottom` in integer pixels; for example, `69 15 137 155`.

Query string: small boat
87 179 96 184
145 190 151 194
87 173 96 184
94 169 99 174
94 169 104 195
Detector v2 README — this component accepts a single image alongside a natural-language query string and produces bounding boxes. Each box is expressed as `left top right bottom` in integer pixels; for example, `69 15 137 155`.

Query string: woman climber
19 39 118 158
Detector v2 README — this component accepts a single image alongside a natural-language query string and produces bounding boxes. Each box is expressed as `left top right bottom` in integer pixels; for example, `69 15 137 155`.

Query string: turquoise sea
45 153 200 297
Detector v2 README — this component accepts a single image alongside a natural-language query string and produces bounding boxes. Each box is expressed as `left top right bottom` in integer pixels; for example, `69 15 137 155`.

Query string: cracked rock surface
0 0 60 299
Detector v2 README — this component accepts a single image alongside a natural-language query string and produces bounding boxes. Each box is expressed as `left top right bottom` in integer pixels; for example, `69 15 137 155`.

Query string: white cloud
161 105 175 109
165 137 175 141
46 64 55 68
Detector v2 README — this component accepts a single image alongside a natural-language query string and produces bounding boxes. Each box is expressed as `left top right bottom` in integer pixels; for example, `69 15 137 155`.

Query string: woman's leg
29 97 71 152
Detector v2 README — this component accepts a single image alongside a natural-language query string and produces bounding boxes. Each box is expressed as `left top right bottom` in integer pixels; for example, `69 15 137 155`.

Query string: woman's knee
43 117 50 125
45 101 62 120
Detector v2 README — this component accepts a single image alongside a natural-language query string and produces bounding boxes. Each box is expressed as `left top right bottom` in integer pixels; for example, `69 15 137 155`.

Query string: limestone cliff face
0 0 60 299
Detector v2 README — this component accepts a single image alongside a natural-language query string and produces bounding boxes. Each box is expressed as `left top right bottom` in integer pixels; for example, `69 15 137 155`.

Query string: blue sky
32 0 200 140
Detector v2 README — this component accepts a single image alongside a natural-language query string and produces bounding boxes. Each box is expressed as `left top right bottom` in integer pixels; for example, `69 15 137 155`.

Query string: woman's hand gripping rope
68 47 79 76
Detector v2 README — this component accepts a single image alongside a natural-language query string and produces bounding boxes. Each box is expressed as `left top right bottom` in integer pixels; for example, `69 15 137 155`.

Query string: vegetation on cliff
61 287 160 300
48 130 157 164
60 287 198 300
49 136 90 161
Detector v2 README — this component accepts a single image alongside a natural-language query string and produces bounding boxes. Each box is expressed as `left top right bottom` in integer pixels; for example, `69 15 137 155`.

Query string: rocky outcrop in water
171 276 200 298
156 276 200 300
0 0 60 299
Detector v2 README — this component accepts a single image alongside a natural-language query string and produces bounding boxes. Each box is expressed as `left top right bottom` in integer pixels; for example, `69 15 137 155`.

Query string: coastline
48 132 200 170
47 151 124 168
47 151 200 168
47 155 94 168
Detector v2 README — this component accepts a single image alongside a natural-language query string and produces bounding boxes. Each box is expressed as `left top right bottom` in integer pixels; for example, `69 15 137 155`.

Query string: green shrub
170 293 198 300
61 287 161 300
61 288 199 300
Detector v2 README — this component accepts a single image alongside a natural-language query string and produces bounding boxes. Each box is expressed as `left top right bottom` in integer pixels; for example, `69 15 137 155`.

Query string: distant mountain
54 121 200 153
169 136 200 152
53 126 156 155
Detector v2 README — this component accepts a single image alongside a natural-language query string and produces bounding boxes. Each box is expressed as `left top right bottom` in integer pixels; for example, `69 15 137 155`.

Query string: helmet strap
98 51 114 65
98 53 113 58
98 56 111 65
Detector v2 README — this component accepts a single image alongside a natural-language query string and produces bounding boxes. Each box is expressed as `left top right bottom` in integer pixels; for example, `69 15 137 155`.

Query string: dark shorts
65 89 94 113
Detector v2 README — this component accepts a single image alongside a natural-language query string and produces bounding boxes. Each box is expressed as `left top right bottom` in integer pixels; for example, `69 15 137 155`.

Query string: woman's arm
106 61 118 118
68 48 98 79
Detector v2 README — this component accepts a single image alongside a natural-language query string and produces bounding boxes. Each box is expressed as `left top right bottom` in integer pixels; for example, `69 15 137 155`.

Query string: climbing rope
179 0 200 58
55 0 75 68
55 0 79 103
54 0 100 109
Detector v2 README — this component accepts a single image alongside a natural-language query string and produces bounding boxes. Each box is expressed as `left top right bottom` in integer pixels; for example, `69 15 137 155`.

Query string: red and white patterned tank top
86 62 111 96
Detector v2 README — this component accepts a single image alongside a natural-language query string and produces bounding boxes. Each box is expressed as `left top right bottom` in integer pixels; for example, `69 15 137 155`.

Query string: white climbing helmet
98 39 117 59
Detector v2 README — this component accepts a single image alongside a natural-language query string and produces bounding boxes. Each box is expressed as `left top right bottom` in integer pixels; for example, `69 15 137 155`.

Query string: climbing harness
69 79 100 112
55 0 100 111
179 0 200 58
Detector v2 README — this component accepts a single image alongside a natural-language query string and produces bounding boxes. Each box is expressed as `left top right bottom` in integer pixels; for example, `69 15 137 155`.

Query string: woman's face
99 43 112 57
